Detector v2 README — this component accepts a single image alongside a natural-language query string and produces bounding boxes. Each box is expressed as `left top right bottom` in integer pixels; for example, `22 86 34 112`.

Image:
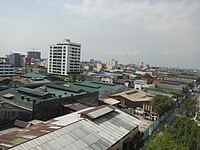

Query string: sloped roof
111 89 152 102
99 98 120 105
0 106 141 150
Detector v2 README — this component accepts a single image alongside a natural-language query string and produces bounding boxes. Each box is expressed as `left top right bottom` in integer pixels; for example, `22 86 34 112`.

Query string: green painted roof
46 83 84 93
17 87 50 97
64 81 123 93
21 73 47 79
46 87 85 97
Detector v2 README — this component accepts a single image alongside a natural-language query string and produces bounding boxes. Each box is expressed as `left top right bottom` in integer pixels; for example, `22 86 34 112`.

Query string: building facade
0 63 14 77
106 59 118 70
48 39 81 75
27 51 41 59
8 52 25 67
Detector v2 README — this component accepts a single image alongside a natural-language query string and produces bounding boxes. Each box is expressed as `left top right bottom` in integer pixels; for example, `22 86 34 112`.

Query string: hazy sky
0 0 200 69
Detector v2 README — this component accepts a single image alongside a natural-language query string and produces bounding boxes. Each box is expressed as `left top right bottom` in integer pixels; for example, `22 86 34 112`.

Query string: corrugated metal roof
2 107 141 150
63 103 88 111
87 106 114 119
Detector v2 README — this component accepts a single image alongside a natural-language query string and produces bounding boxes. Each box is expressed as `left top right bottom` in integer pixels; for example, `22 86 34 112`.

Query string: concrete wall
33 91 99 120
112 96 151 110
110 126 139 150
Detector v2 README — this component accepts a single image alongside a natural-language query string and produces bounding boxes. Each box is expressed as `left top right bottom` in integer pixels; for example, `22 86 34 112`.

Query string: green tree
143 74 153 84
169 117 200 150
146 118 200 150
145 132 187 150
170 91 183 99
181 99 198 118
151 95 173 115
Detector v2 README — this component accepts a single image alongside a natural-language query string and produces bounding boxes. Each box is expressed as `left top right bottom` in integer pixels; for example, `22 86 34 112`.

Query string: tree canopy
146 117 200 150
145 132 187 150
169 117 200 150
151 95 173 115
181 99 198 118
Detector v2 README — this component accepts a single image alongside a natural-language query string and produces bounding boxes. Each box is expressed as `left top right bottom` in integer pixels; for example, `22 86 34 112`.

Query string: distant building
154 80 188 94
0 57 7 63
0 64 14 77
27 51 41 59
90 58 94 63
8 52 25 67
48 39 81 75
39 59 48 68
96 63 102 72
25 57 32 66
111 89 153 112
106 59 118 70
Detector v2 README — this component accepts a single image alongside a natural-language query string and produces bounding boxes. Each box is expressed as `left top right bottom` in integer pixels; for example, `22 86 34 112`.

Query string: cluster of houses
0 67 198 149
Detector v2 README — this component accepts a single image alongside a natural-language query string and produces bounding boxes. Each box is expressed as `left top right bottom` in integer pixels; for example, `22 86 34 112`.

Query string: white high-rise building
48 39 81 75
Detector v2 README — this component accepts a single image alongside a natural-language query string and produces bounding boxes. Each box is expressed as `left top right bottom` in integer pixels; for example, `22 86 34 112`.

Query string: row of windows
69 50 80 53
68 57 80 59
0 66 13 68
52 71 61 74
49 69 79 73
0 72 14 74
50 50 62 53
69 67 79 69
69 44 81 47
57 44 69 45
50 53 64 55
70 60 80 63
69 53 81 56
0 69 14 71
51 46 62 49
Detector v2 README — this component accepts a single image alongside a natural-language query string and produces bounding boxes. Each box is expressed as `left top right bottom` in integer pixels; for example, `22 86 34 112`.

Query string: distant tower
106 59 118 70
27 50 41 59
141 61 144 67
8 52 25 67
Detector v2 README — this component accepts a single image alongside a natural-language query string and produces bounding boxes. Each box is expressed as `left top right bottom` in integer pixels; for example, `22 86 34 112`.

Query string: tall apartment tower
48 39 81 75
8 52 25 67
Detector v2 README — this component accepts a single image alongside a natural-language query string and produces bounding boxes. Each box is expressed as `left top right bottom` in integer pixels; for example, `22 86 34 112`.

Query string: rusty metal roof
0 107 141 150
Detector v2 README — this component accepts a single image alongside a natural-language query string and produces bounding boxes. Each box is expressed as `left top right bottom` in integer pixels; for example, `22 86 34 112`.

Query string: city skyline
0 0 200 69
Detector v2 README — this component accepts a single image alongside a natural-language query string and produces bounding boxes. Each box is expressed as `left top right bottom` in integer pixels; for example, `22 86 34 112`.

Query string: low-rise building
10 73 51 88
111 89 153 112
0 105 141 150
154 80 188 93
39 59 48 68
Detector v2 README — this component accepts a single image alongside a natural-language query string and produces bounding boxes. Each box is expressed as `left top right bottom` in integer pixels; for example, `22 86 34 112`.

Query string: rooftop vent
21 95 25 100
26 97 31 101
80 106 115 120
3 94 14 99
